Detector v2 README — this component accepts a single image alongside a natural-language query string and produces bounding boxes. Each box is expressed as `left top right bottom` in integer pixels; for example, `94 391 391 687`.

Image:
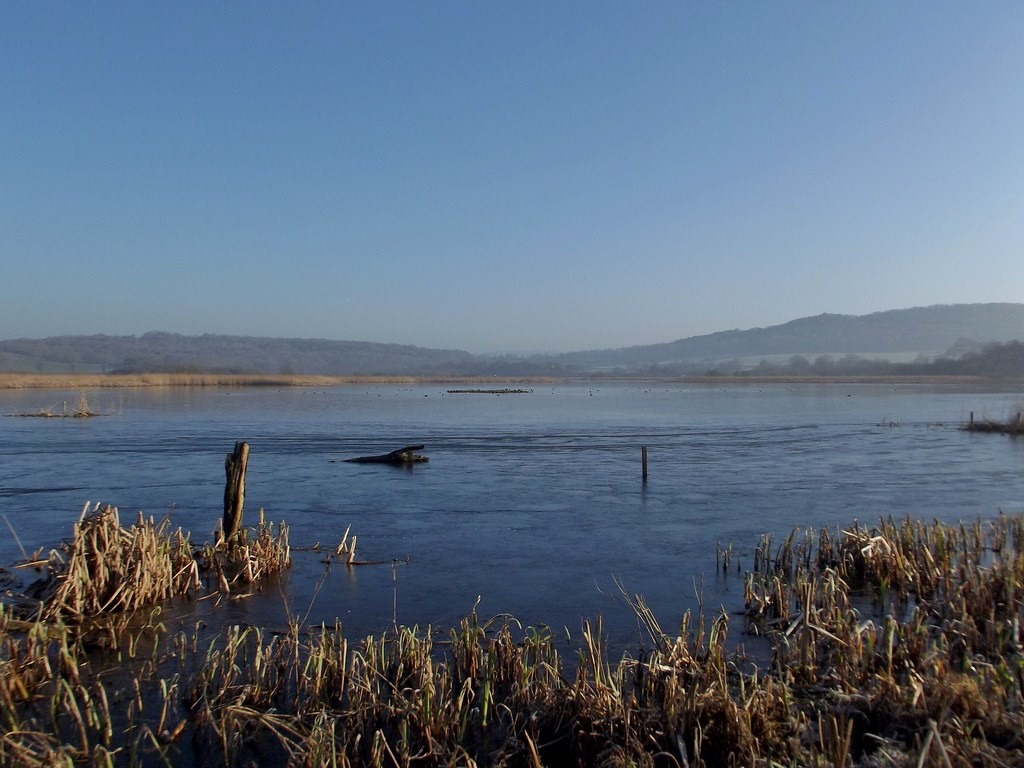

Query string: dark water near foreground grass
2 382 1022 650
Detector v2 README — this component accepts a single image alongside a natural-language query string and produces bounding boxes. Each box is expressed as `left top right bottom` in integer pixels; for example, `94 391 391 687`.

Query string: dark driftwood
223 441 249 539
344 445 429 464
446 388 533 394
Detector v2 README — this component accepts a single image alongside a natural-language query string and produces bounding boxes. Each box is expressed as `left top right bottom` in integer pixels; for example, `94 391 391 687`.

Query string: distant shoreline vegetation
0 373 557 389
1 341 1023 389
702 340 1024 379
2 305 1024 380
1 371 1022 390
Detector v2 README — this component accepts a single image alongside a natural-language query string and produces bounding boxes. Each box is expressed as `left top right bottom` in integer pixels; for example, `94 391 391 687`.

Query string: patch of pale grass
30 503 200 622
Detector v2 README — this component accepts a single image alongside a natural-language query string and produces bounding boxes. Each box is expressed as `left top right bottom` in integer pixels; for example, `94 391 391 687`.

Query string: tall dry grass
0 373 348 389
0 502 293 766
197 508 291 593
0 373 548 389
171 513 1024 766
24 503 201 623
2 512 1023 766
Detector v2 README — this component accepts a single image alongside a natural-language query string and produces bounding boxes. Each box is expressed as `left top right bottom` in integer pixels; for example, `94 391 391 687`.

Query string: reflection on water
1 382 1022 649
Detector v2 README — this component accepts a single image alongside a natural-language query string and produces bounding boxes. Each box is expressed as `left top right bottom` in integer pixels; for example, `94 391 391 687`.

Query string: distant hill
0 332 476 376
552 303 1024 371
2 303 1023 376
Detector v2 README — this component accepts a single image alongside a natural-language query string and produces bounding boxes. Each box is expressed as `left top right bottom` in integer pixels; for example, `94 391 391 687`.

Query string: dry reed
197 508 291 593
0 373 550 390
963 414 1024 435
2 512 1022 766
24 503 201 623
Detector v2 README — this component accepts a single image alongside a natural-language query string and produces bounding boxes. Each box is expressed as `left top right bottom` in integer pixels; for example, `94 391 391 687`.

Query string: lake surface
2 382 1022 650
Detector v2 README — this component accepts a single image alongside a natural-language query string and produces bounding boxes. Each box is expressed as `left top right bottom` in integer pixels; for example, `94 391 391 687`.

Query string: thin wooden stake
641 445 648 481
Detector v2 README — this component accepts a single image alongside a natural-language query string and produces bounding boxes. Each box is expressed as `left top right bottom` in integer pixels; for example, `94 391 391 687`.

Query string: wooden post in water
641 445 648 481
223 441 249 541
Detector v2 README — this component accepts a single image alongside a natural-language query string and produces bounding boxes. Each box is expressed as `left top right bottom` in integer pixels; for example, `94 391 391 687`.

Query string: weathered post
641 445 648 481
223 441 249 541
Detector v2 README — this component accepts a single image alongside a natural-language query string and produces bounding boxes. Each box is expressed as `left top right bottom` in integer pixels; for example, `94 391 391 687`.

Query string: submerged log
344 445 429 464
446 388 533 394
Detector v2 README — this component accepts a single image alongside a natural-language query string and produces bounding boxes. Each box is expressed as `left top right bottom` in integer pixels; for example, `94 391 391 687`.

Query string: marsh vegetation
963 407 1024 436
5 393 103 418
2 506 1022 766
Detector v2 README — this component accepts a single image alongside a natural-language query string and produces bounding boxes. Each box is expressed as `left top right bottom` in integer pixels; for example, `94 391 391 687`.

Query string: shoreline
0 372 552 389
1 371 1020 390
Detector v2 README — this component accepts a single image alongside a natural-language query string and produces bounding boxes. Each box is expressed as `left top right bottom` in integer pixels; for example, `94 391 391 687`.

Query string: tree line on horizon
3 304 1024 376
698 340 1024 379
1 334 1023 378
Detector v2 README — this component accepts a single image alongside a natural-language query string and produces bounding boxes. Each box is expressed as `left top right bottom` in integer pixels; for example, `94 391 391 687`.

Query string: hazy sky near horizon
3 3 1023 354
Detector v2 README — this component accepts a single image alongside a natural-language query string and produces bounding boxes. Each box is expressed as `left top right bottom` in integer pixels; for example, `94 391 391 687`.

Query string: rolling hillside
554 303 1024 370
2 303 1023 376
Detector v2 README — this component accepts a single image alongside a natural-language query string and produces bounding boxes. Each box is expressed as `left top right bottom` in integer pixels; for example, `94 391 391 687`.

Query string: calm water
2 382 1022 649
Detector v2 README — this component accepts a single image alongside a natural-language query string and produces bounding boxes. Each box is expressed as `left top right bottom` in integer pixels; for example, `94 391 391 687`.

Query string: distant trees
2 332 1023 378
0 334 477 376
748 341 1024 378
929 340 1024 376
789 355 812 371
813 354 834 372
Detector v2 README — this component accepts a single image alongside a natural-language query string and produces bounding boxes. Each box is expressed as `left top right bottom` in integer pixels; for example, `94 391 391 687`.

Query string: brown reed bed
962 404 1024 436
744 514 1024 765
197 508 292 594
963 415 1024 435
3 503 200 626
2 512 1023 766
0 501 292 766
0 373 555 390
0 373 351 389
3 501 290 629
6 392 104 419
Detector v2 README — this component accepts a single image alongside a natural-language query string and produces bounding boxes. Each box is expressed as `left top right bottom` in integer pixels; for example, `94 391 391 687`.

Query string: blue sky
3 3 1022 353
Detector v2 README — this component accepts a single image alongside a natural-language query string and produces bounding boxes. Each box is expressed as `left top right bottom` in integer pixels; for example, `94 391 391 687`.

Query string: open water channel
2 381 1022 651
